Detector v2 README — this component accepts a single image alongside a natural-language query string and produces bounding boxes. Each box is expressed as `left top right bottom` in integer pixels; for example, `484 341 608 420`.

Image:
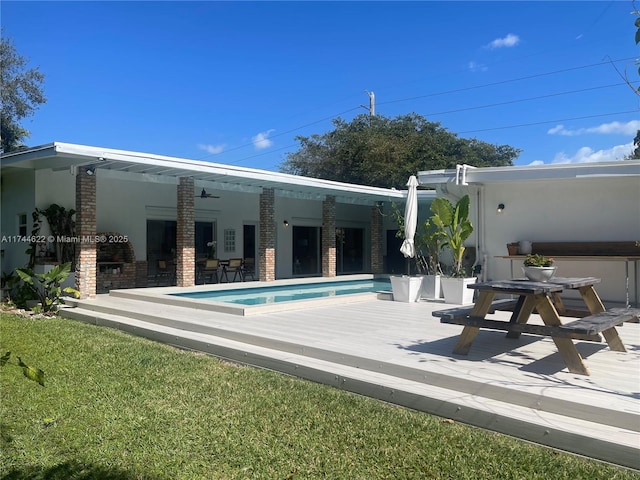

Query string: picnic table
433 277 639 376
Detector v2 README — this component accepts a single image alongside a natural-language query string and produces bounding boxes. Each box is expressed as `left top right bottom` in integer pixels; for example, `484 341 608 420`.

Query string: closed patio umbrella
399 175 418 273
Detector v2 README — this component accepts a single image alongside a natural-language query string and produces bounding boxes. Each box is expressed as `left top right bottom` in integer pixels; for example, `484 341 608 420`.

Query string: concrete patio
60 290 640 470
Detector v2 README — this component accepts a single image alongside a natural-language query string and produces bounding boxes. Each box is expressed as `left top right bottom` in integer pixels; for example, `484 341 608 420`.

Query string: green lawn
1 313 638 480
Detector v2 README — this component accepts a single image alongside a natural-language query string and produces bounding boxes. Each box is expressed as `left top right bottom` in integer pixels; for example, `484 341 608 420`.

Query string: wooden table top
469 277 600 295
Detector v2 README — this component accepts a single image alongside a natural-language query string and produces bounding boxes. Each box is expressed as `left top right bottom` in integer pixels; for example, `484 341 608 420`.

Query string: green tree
628 129 640 159
279 113 520 188
0 31 46 153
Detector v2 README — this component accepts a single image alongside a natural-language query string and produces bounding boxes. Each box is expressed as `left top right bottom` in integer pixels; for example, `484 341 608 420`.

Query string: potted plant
522 254 556 282
430 194 476 304
414 218 443 299
506 242 519 256
207 241 217 259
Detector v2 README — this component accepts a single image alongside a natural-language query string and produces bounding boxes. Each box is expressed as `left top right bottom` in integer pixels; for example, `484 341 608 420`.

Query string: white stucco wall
18 168 394 281
479 176 640 304
1 169 36 272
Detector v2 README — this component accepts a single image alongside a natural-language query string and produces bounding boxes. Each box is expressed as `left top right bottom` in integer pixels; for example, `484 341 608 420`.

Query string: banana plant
429 194 473 277
16 262 80 313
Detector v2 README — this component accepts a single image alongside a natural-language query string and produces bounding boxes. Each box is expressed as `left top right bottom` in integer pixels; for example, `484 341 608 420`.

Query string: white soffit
1 142 421 205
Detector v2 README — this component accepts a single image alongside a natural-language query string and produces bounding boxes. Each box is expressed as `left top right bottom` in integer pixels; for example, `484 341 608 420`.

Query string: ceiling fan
196 188 220 199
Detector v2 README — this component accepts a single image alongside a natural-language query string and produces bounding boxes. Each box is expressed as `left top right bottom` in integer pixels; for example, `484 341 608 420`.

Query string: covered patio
1 142 428 298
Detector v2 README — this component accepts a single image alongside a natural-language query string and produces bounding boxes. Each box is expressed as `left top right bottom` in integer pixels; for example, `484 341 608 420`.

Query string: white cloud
468 61 488 72
548 120 640 137
547 125 566 135
550 142 633 164
252 129 275 150
486 33 520 49
197 143 226 154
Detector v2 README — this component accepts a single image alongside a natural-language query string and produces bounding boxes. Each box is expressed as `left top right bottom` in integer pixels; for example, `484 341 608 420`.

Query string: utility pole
361 90 375 116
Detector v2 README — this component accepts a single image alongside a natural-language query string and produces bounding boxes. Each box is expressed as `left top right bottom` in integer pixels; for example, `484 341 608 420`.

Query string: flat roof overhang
418 161 640 186
1 142 434 205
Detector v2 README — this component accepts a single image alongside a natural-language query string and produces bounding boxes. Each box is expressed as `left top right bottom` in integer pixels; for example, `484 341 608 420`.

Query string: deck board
59 292 640 469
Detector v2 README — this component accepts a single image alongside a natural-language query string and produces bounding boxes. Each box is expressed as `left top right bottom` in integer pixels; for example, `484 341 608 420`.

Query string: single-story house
2 142 638 306
0 142 434 298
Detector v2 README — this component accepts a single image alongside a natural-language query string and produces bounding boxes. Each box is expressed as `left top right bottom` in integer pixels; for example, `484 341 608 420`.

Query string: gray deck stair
59 295 640 470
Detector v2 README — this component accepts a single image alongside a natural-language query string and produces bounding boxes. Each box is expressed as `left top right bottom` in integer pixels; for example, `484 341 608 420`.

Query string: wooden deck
60 292 640 470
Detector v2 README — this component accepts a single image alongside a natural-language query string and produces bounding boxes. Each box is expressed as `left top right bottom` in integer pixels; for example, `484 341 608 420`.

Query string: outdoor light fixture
283 220 289 227
85 166 96 176
497 203 505 214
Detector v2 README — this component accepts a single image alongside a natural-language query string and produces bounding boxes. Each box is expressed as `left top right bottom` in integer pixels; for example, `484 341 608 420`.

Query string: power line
425 82 635 117
226 110 638 169
195 106 361 162
458 110 639 134
200 57 637 166
377 57 637 107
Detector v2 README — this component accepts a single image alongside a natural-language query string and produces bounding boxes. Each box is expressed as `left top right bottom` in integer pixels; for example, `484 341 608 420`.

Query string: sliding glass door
292 226 320 276
336 227 364 274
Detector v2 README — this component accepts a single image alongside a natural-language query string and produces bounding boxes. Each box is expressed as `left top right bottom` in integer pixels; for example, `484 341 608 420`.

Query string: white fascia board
50 142 406 200
0 143 57 167
418 161 640 185
2 142 406 202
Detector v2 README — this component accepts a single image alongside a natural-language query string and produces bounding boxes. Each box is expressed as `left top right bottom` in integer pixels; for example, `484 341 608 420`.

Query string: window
224 229 235 253
18 214 27 237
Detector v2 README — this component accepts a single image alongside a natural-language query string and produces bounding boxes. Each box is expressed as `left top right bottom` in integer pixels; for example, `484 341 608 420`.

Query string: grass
1 312 638 480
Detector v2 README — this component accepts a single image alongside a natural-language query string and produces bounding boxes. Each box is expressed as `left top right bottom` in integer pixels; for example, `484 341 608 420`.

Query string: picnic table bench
432 277 640 375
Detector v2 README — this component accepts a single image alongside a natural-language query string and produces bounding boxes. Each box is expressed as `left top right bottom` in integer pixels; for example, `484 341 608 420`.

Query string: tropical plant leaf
63 286 81 299
15 268 34 285
18 357 45 386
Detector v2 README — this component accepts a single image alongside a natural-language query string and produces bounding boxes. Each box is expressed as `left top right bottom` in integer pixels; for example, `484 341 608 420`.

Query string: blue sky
2 1 639 171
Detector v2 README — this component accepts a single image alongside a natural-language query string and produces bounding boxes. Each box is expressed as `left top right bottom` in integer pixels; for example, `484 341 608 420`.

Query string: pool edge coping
109 274 394 316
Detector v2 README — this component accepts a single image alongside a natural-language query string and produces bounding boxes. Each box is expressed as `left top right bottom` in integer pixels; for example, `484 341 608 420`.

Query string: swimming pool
111 275 393 316
170 279 391 305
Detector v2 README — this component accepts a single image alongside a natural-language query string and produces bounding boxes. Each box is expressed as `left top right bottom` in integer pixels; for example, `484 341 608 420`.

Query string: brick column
322 196 336 277
176 177 195 287
371 203 384 274
75 168 97 298
259 188 275 281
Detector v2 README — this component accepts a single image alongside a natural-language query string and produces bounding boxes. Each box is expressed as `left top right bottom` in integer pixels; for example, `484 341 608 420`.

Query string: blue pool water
171 279 391 305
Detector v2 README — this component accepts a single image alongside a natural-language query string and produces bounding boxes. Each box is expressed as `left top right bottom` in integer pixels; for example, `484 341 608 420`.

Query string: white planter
518 240 532 254
420 274 442 300
390 275 423 302
441 277 477 305
522 266 557 282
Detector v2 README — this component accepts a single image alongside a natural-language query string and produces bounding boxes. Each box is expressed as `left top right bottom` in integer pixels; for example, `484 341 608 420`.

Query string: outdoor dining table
437 277 628 376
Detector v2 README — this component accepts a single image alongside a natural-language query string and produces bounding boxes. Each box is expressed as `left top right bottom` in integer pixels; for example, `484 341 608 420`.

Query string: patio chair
155 260 174 285
201 259 220 284
226 258 244 282
242 257 255 281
